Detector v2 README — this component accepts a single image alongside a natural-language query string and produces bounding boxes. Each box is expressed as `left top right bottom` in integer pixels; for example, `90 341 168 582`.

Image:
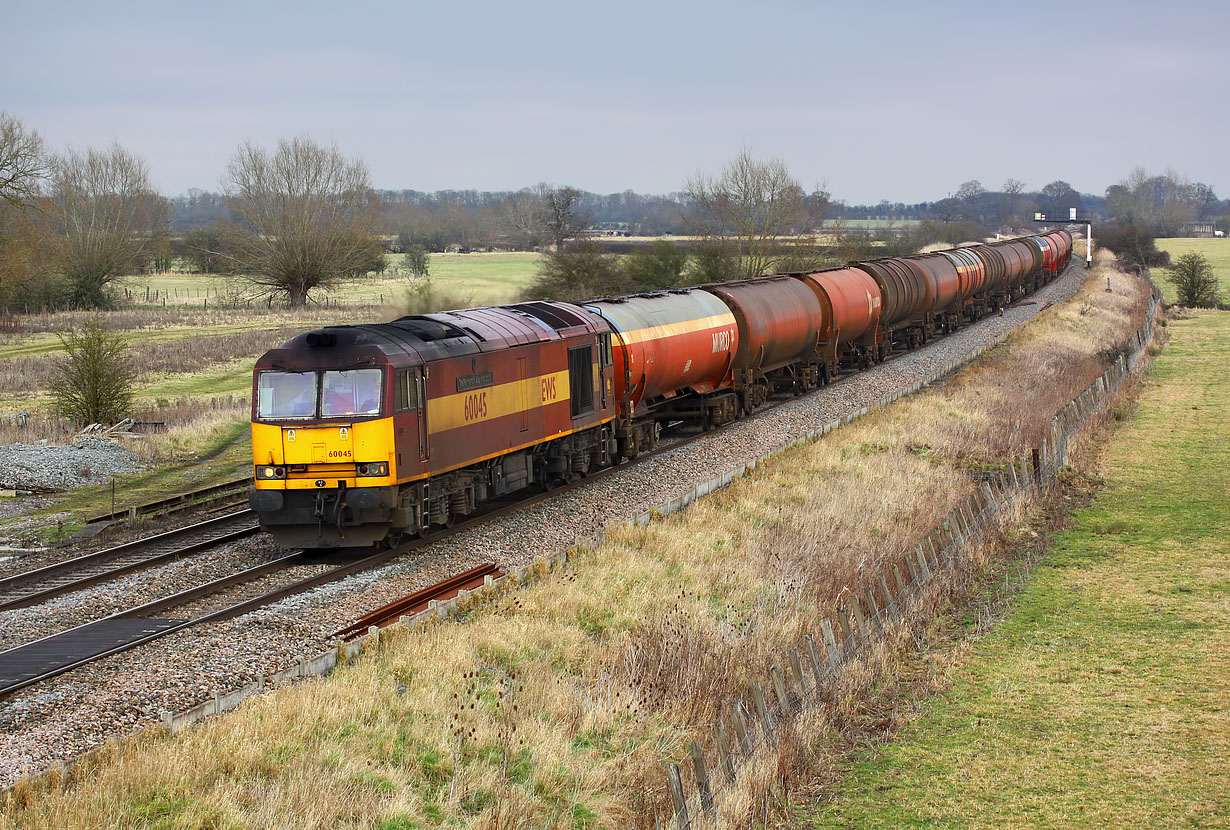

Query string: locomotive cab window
257 371 316 420
321 369 383 417
394 369 420 412
569 345 594 418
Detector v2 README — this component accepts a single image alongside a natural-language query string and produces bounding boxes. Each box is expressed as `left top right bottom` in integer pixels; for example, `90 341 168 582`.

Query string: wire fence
656 285 1162 830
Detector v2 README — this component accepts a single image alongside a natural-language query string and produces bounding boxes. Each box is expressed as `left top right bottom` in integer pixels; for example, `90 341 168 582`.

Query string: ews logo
540 375 558 402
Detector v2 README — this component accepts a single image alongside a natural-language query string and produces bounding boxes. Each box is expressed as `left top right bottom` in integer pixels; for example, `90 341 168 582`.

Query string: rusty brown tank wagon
250 231 1073 550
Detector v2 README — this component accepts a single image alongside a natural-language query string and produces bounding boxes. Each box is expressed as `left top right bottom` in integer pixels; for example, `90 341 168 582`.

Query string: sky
5 0 1228 204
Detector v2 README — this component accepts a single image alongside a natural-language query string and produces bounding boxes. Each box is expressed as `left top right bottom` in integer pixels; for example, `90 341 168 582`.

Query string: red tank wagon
703 276 829 406
584 289 739 450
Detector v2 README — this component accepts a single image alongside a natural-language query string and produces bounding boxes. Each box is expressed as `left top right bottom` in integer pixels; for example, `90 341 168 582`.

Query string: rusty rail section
85 477 251 525
331 562 503 641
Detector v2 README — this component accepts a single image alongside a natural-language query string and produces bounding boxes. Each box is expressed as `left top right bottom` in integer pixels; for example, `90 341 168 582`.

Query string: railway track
0 422 717 699
0 510 259 612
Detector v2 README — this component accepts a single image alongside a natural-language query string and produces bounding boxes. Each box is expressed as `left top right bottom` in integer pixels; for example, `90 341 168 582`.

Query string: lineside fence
1 267 1159 805
653 285 1162 829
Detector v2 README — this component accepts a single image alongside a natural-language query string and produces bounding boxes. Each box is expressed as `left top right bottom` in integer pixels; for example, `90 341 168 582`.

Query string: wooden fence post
863 587 883 631
915 544 931 578
713 719 734 782
837 604 856 649
731 701 751 755
689 741 714 815
818 621 840 666
877 574 894 613
904 551 919 585
770 665 791 713
892 563 908 597
751 682 776 746
848 597 871 640
666 763 690 830
789 648 810 699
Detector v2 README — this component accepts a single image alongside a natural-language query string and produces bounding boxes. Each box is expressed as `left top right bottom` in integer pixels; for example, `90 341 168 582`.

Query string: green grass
1152 238 1230 304
140 251 542 309
799 310 1230 829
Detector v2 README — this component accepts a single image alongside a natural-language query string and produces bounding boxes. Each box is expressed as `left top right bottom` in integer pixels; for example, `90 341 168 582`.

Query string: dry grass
0 257 1152 829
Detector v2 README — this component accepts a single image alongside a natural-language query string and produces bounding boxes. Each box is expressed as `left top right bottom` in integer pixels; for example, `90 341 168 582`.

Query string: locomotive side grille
569 345 594 418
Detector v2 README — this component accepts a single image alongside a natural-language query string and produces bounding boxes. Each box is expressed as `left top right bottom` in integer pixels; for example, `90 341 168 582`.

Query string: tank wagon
250 231 1073 549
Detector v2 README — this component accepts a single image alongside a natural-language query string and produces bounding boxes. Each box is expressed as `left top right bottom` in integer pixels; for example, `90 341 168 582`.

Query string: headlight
255 465 286 480
356 462 388 477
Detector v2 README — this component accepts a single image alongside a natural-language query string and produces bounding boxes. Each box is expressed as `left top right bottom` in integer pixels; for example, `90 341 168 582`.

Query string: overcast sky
6 0 1228 203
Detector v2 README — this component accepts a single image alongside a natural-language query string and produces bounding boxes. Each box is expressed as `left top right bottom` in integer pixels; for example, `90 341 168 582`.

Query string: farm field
0 251 542 458
140 251 542 308
1152 237 1230 303
798 310 1230 828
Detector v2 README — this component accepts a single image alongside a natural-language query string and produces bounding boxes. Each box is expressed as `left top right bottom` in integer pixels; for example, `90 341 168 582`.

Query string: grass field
0 251 540 463
140 251 542 309
1152 237 1230 303
798 310 1230 829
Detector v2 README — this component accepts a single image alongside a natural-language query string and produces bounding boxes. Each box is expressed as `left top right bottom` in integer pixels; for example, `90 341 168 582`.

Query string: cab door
415 368 428 461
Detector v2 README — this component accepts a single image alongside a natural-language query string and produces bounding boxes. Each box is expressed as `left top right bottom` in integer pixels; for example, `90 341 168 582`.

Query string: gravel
0 264 1091 788
0 437 144 493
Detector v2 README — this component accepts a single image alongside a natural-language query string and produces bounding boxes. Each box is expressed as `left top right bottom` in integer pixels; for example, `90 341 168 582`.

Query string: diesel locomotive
249 229 1073 549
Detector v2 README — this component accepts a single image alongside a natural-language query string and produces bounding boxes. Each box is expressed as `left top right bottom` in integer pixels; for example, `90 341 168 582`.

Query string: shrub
49 319 136 426
402 245 430 278
1097 223 1169 269
521 240 630 301
1165 251 1221 308
403 277 473 315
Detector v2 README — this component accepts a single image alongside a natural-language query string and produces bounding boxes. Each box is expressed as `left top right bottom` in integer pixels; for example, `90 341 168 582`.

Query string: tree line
3 108 1227 312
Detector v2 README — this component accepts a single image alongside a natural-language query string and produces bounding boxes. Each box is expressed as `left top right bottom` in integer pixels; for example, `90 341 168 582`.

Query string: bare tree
685 149 827 279
543 185 587 251
0 112 47 213
1106 167 1200 238
223 137 379 307
500 189 548 249
955 180 985 202
1000 178 1025 227
46 143 170 307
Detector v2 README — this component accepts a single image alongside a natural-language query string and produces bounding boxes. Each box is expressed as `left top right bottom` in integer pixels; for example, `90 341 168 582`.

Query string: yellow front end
252 418 396 490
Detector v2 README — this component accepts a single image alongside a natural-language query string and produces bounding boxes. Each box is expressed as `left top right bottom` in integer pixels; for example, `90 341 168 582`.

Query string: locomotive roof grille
388 316 468 342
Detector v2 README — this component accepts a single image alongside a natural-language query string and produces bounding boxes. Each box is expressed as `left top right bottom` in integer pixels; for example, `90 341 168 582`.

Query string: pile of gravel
0 437 145 493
